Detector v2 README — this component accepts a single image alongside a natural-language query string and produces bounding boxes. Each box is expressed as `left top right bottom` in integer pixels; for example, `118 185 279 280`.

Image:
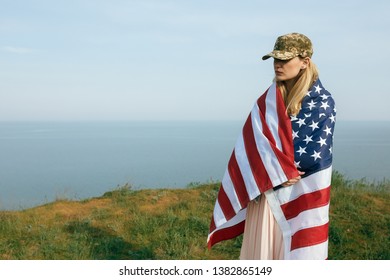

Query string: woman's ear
301 57 310 69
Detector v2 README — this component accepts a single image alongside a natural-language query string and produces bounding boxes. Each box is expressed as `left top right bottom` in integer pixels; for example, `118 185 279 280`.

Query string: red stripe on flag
208 220 246 249
209 216 216 232
281 186 331 220
242 114 272 193
217 184 236 221
257 92 277 147
291 223 329 251
228 151 250 207
275 87 295 159
257 91 299 182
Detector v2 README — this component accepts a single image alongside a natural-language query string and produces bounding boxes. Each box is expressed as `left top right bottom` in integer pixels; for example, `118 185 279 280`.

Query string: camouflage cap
262 33 313 60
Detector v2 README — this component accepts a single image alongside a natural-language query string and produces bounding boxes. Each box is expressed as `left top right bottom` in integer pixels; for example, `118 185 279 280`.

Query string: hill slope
0 172 389 260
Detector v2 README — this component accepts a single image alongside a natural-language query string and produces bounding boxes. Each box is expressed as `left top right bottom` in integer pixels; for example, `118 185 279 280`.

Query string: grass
0 172 389 260
328 172 390 259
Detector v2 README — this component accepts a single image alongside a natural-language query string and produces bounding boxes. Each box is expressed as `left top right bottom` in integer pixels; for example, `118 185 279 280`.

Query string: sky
1 0 390 121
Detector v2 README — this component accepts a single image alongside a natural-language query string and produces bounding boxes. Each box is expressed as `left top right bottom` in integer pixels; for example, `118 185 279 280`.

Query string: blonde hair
276 59 319 116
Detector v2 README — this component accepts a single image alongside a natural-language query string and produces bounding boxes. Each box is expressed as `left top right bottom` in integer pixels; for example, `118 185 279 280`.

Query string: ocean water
0 120 389 210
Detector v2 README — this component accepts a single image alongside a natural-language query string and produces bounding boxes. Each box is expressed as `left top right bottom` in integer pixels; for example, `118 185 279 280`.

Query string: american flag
207 79 336 259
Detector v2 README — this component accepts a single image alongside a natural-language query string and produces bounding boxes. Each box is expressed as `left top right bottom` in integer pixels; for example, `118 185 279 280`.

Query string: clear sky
1 0 389 121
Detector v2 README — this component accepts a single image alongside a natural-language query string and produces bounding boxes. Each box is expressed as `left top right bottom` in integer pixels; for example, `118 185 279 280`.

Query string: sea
0 120 389 210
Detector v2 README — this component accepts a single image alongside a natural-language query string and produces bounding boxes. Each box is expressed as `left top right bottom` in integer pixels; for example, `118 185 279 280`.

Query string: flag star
311 150 322 161
306 90 312 97
320 101 330 110
307 100 317 110
290 115 298 121
319 113 326 118
333 107 337 113
294 161 301 168
296 118 306 127
296 146 307 156
329 114 336 123
309 120 319 131
314 85 322 93
303 135 313 144
292 130 299 139
320 93 329 100
304 113 312 118
323 126 333 136
329 146 333 154
317 137 327 147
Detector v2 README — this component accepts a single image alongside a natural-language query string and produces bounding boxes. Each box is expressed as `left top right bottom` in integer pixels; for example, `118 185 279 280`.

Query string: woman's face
273 57 308 82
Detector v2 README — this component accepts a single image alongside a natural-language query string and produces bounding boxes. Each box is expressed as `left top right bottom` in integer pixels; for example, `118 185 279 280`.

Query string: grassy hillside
0 172 389 260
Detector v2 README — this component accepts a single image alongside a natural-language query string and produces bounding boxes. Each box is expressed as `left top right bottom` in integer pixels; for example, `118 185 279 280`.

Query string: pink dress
239 194 284 260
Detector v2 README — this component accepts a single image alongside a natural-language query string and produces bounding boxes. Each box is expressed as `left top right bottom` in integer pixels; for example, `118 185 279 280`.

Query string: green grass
0 172 388 260
328 172 390 259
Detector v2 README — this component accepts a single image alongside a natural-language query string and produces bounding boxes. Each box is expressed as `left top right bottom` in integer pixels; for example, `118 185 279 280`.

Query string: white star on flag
320 94 329 100
297 146 307 156
320 101 330 110
323 126 332 136
307 100 317 110
296 118 306 127
303 135 313 144
311 150 322 161
309 120 319 131
317 137 327 147
314 85 322 93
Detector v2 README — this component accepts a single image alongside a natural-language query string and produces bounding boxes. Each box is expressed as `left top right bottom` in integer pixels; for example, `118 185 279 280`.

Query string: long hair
276 59 319 116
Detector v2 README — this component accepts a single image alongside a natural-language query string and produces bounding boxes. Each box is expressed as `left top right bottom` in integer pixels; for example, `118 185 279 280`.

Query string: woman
208 33 336 260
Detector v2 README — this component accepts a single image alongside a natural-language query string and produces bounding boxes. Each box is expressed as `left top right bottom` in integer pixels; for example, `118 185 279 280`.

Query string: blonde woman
208 33 336 260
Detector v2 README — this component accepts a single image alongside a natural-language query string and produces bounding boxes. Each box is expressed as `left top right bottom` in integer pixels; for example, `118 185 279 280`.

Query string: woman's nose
273 60 282 68
274 63 282 70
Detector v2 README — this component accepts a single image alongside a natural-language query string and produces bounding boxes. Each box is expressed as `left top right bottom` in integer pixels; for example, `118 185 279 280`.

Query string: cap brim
261 51 297 61
262 54 272 60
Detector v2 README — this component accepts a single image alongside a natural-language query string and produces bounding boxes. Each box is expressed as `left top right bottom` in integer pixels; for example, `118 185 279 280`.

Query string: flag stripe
281 187 331 220
250 103 289 188
207 210 247 249
207 220 246 249
276 167 332 204
217 186 236 221
228 151 250 207
209 217 216 232
243 113 273 192
287 204 329 236
288 240 329 260
234 134 260 200
263 84 283 150
275 88 296 160
221 172 241 213
290 223 329 251
256 91 297 187
212 201 227 228
259 86 293 157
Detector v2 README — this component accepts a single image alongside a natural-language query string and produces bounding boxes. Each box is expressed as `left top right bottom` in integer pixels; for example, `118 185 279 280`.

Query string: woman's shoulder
306 79 335 103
